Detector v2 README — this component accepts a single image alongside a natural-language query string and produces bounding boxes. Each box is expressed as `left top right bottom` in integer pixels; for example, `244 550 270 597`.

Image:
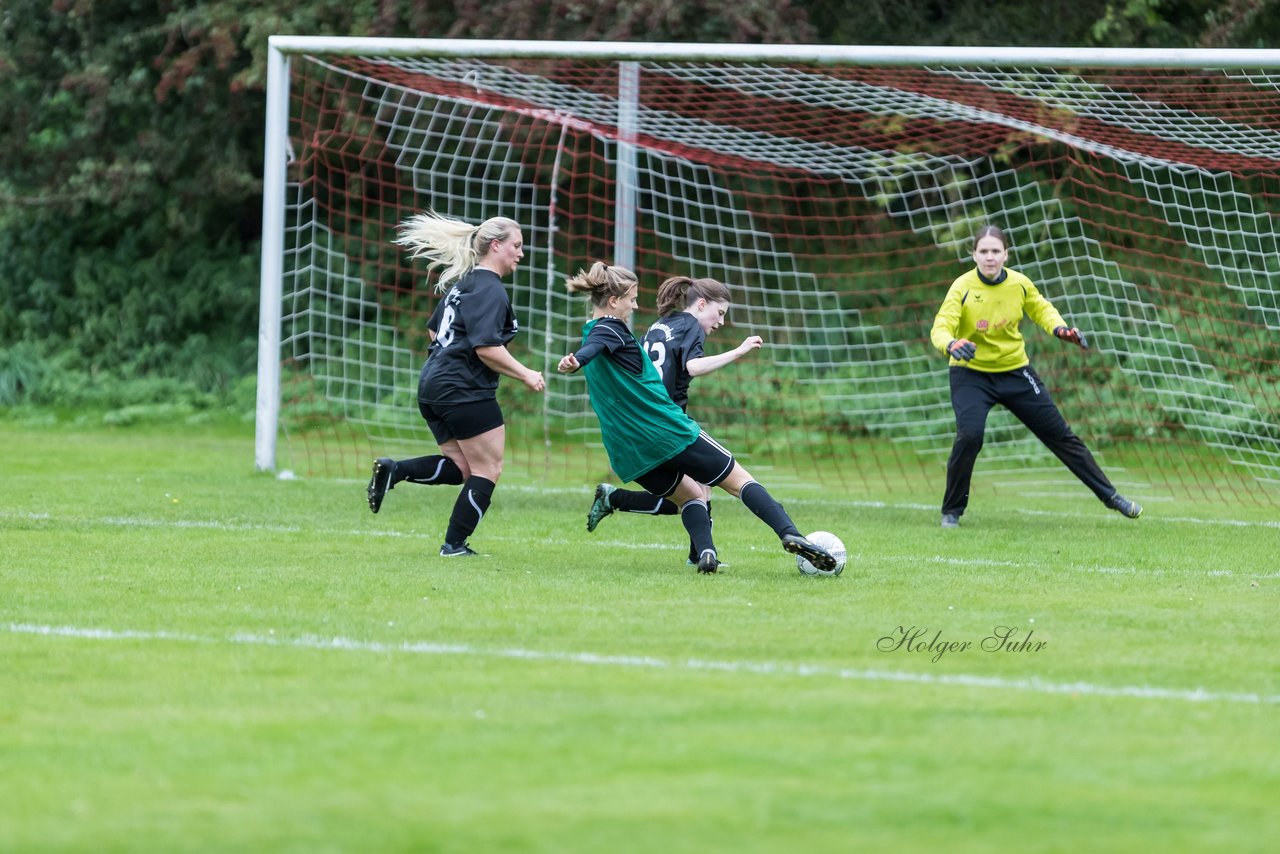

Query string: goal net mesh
270 49 1280 506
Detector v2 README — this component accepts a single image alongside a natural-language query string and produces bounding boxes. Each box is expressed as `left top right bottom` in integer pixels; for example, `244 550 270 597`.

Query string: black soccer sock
608 488 679 515
687 499 712 562
679 499 715 559
444 476 496 546
394 455 464 486
739 481 800 539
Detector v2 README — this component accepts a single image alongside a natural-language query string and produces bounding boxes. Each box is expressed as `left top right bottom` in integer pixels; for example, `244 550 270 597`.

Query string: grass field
2 421 1277 852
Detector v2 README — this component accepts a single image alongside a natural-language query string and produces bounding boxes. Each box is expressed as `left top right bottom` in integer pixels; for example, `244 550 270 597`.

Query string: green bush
0 207 259 419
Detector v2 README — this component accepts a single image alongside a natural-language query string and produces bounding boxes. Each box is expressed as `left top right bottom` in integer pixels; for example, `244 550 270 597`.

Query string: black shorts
418 398 504 444
633 432 735 498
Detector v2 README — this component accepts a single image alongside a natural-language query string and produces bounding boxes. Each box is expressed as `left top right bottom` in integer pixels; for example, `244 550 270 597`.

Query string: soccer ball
796 531 847 577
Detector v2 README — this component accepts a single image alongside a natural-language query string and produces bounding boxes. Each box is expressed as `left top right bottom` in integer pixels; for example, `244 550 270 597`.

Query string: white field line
3 510 1276 578
879 553 1280 579
5 621 1277 707
342 484 1280 529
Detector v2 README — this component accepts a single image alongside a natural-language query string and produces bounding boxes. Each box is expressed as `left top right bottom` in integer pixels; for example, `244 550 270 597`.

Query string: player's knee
671 476 702 506
448 456 472 480
462 455 502 482
716 462 749 497
953 430 984 455
1041 429 1078 448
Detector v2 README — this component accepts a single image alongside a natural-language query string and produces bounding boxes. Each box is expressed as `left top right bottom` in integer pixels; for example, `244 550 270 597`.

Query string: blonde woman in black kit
367 211 545 556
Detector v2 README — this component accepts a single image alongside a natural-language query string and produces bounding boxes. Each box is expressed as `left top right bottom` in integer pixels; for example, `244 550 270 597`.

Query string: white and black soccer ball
796 530 847 577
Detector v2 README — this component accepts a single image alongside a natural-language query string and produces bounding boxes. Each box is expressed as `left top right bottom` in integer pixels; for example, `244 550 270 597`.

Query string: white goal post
256 37 1280 505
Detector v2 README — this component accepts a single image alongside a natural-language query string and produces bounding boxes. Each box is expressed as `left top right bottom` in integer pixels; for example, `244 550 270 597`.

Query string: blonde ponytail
396 210 521 292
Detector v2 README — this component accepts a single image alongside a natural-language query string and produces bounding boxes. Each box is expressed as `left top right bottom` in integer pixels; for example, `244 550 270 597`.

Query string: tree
1 0 1272 409
443 0 816 42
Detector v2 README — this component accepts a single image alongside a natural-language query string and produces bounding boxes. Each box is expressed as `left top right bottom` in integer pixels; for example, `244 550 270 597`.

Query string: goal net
257 39 1280 507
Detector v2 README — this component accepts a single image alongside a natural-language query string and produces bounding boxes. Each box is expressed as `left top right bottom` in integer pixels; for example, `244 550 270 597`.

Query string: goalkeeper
930 224 1142 528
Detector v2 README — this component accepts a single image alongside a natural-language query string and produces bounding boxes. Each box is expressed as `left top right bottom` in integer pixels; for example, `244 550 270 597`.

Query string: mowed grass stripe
3 508 1273 579
8 621 1279 706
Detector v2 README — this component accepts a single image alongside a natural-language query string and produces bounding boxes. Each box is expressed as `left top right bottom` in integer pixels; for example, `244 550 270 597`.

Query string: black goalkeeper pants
942 365 1116 516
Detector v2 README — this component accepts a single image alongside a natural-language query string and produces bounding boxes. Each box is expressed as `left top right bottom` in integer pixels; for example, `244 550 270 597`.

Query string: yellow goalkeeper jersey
930 267 1067 373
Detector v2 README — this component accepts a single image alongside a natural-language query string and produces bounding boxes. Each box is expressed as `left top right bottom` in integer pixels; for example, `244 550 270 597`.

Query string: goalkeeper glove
947 339 976 361
1054 326 1089 349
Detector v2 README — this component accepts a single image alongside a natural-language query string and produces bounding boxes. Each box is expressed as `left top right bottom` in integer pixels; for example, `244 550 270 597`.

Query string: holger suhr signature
878 625 1047 663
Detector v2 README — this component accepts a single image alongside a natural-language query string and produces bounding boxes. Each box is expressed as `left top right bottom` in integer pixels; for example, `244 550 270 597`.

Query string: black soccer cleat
439 541 480 557
367 457 396 514
587 483 616 532
782 533 837 572
695 549 720 574
1105 493 1143 519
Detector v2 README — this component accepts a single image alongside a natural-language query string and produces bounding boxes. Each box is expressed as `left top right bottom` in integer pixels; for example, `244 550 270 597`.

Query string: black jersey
641 312 705 411
418 268 519 405
574 316 649 376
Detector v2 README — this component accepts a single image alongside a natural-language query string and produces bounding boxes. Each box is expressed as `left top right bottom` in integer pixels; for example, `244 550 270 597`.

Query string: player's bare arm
686 335 764 377
476 344 545 391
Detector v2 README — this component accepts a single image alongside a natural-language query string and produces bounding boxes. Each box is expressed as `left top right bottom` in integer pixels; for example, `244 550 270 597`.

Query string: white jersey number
435 305 457 349
643 339 668 380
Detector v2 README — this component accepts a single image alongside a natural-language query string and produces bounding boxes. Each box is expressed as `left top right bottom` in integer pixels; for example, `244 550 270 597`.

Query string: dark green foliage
444 0 817 43
1 0 1274 421
0 209 258 402
0 0 272 412
0 343 45 407
804 0 1273 49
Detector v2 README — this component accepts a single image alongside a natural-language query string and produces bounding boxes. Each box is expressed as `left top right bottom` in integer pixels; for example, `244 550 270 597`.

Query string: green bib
581 318 700 482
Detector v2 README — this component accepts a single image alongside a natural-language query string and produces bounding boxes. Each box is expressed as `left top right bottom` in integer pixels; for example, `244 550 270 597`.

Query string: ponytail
565 262 639 312
396 210 521 291
655 276 732 317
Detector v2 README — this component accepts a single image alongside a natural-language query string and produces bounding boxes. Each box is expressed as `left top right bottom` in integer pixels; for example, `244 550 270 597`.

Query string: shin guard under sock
739 481 799 539
444 476 495 546
609 488 679 515
395 454 464 487
679 499 715 558
687 499 712 562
